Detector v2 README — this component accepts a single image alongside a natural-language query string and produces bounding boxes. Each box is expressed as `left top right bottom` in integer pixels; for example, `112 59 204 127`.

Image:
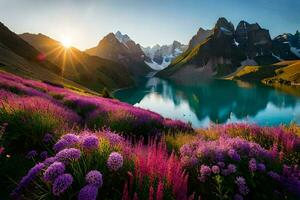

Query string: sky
0 0 299 50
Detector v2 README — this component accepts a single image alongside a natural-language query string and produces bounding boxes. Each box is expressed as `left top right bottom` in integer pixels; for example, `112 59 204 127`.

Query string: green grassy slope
156 37 211 77
228 60 300 96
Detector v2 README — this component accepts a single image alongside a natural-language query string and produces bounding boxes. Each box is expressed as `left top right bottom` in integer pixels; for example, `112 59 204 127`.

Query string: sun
60 36 72 48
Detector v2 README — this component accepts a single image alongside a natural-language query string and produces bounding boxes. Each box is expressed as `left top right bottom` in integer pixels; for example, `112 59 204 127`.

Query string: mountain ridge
85 31 152 76
157 17 300 82
142 40 187 70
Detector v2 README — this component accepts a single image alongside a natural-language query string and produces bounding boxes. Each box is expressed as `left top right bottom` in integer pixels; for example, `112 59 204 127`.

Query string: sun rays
36 38 90 83
60 36 72 48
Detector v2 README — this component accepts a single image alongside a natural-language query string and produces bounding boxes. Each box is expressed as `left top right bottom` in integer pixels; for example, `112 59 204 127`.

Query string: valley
1 1 300 199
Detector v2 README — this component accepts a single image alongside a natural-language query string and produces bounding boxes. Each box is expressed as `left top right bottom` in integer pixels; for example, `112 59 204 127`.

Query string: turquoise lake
114 75 300 128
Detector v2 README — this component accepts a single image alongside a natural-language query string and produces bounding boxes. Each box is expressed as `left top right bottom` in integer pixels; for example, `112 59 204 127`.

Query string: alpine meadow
0 0 300 200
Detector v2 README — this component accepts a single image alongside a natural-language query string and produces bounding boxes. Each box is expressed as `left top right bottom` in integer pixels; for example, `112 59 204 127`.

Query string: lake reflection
114 75 300 128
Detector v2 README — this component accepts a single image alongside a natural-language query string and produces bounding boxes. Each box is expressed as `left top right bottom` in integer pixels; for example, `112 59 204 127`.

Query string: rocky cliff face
157 17 299 81
273 31 300 58
235 21 272 58
187 28 213 50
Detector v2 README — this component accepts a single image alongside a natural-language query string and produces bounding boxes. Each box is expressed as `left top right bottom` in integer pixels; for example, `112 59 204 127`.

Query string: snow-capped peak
115 31 131 44
142 41 187 70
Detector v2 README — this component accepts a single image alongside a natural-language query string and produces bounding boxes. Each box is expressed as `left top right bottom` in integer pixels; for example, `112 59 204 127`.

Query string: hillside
20 33 134 91
227 60 300 96
0 22 103 93
1 72 300 200
263 60 300 85
229 60 300 84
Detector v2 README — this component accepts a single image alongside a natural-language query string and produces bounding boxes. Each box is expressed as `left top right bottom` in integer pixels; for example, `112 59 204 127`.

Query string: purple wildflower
78 184 99 200
40 151 48 160
53 139 69 152
62 133 79 145
53 134 79 152
107 152 123 171
212 165 220 174
81 135 99 150
44 156 57 166
55 148 81 163
11 163 45 198
235 177 249 196
228 149 241 161
105 131 124 145
200 165 211 177
26 150 37 159
52 173 73 196
43 162 65 182
85 170 103 187
268 171 280 181
43 133 54 143
249 158 257 172
227 164 237 174
257 163 266 172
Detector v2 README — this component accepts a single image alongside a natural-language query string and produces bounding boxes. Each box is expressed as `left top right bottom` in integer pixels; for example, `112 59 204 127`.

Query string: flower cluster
180 136 272 168
178 135 300 199
107 152 123 171
53 133 79 152
55 148 81 163
81 135 99 150
235 176 249 196
78 170 103 200
52 173 73 196
11 163 45 199
43 162 66 182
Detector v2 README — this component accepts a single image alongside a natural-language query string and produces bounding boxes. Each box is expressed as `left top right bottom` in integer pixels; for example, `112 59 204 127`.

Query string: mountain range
0 18 299 93
142 41 187 70
157 17 300 83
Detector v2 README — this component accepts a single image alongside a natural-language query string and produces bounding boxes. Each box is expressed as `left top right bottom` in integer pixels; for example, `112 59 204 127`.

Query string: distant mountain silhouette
20 33 133 91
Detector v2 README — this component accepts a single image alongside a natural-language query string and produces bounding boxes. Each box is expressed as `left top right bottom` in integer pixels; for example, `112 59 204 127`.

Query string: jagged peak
115 31 131 44
96 32 118 46
215 17 234 33
215 17 231 26
197 27 211 33
172 40 182 46
237 20 249 27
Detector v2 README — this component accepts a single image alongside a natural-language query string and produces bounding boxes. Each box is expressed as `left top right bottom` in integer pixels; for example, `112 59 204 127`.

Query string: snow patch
234 39 239 46
220 27 232 35
145 57 171 70
115 31 131 45
291 47 300 58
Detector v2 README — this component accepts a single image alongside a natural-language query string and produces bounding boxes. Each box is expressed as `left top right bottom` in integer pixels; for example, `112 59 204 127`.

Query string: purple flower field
1 71 300 199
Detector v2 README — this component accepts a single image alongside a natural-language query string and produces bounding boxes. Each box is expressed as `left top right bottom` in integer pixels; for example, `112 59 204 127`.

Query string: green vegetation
228 60 300 97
